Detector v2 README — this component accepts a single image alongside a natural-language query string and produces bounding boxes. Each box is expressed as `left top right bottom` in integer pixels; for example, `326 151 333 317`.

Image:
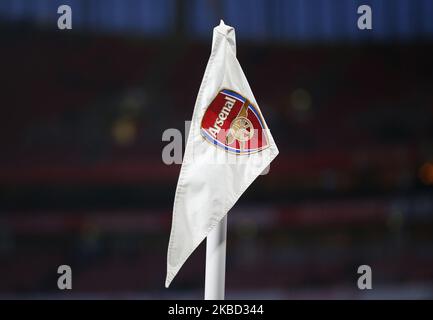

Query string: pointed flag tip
215 19 234 37
165 273 173 288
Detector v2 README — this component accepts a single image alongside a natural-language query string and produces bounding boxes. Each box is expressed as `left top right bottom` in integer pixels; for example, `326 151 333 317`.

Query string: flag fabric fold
165 20 279 288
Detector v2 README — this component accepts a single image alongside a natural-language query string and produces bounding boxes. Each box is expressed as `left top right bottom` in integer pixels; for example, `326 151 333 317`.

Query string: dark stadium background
0 0 433 299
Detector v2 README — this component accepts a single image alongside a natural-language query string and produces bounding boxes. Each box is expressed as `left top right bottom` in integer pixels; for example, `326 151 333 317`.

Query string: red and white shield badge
201 89 269 154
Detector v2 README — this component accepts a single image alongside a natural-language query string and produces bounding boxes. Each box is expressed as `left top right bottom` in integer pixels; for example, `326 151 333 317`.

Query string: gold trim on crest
200 88 270 155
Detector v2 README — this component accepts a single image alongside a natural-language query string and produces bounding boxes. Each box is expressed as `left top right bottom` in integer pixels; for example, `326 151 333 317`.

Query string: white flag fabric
165 20 279 288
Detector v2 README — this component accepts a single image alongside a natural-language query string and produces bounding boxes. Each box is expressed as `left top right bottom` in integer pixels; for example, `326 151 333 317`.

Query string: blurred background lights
290 88 312 112
112 117 137 146
419 162 433 185
289 88 312 122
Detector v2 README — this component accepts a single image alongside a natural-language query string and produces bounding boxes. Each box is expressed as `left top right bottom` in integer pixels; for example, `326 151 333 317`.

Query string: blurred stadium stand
0 0 432 299
1 0 433 41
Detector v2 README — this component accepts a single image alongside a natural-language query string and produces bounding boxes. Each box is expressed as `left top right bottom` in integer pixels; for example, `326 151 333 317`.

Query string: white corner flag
165 20 279 291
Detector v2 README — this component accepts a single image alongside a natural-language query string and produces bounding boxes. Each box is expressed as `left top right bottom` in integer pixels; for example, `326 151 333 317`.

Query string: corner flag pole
204 215 227 300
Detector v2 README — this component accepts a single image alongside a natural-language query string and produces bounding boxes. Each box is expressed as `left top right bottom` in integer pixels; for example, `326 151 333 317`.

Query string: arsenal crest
201 89 269 154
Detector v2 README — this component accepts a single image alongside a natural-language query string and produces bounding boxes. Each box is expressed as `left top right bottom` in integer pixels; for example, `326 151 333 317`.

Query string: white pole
204 215 227 300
